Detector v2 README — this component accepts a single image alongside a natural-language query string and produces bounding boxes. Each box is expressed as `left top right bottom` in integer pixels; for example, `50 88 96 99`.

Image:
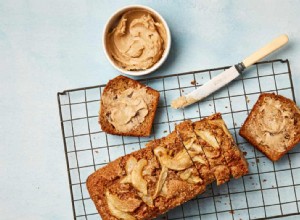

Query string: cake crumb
263 179 267 182
246 96 250 103
243 152 247 156
256 158 260 163
229 210 235 214
163 130 168 133
182 89 184 92
95 150 99 153
191 80 196 85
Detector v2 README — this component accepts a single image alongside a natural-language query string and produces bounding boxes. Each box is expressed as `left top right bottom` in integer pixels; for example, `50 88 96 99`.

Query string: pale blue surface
1 1 300 220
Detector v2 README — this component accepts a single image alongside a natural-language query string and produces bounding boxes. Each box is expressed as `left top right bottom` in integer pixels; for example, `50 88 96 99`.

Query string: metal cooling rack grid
58 59 300 220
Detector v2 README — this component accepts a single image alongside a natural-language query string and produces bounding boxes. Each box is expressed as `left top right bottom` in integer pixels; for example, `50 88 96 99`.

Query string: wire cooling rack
58 59 300 220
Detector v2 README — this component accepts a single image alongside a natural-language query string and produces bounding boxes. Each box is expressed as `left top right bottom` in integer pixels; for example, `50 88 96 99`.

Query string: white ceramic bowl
103 5 171 76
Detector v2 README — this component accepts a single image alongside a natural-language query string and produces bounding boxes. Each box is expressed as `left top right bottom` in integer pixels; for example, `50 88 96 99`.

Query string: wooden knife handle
242 34 289 68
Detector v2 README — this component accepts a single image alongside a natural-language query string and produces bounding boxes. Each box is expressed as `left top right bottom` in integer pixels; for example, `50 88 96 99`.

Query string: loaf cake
239 93 300 161
99 75 160 137
87 113 248 219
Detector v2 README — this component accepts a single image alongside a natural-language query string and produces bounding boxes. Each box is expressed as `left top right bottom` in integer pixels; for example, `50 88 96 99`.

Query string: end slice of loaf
239 93 300 161
99 75 160 137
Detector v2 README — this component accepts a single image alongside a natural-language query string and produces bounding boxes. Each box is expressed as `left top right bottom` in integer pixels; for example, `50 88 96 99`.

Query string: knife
171 34 289 109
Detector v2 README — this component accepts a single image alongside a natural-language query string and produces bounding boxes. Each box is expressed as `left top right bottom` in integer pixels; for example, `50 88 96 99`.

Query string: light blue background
1 1 299 219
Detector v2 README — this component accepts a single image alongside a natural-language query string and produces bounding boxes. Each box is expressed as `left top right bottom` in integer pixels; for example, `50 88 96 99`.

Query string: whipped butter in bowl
103 5 171 76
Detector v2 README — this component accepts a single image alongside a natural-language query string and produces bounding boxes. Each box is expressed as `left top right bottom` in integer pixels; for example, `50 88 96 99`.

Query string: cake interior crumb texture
87 113 248 220
99 75 160 137
239 93 300 161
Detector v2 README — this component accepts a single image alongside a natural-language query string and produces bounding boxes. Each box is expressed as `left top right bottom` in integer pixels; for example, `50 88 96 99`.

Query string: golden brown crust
99 75 160 137
239 93 300 161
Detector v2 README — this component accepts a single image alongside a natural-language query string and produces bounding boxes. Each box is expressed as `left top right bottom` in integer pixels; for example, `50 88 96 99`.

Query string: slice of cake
175 120 215 185
198 113 248 178
176 114 248 185
99 75 160 137
239 93 300 161
193 117 231 185
146 132 206 213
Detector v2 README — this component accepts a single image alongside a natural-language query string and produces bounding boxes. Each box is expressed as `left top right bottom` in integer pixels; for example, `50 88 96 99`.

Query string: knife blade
171 34 289 109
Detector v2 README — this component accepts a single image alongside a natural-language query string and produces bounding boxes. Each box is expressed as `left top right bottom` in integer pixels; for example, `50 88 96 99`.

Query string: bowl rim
102 4 171 76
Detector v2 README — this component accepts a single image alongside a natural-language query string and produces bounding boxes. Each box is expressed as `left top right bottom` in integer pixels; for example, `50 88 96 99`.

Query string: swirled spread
251 97 295 151
107 10 167 70
102 87 153 132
